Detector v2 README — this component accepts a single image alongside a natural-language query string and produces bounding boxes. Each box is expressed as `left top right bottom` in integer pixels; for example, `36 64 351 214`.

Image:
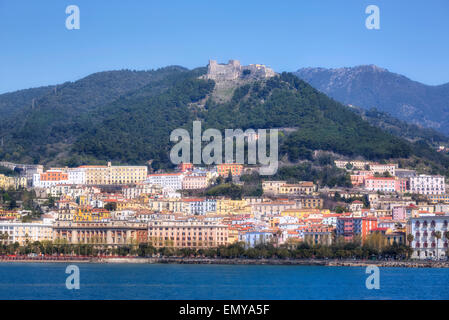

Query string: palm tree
407 234 414 246
434 231 442 260
444 231 449 260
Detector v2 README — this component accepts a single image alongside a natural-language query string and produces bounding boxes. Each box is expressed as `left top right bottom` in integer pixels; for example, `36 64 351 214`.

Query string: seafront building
407 215 449 260
52 221 148 246
147 220 230 248
0 221 53 245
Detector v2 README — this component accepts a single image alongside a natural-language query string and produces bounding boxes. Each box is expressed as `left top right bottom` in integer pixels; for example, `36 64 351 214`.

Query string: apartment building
365 177 407 193
297 197 323 209
251 201 297 216
279 181 315 195
147 220 229 248
369 163 397 176
80 162 147 185
334 160 370 170
262 181 286 195
427 194 449 204
216 163 243 177
303 225 333 246
350 170 372 186
410 175 445 195
239 230 274 248
182 198 217 215
182 174 208 190
0 174 27 190
407 215 449 260
0 221 53 245
33 170 69 188
145 173 184 190
336 217 378 242
122 183 162 199
216 198 249 215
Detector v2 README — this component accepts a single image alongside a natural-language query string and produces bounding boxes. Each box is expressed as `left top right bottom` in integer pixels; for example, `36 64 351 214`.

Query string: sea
0 263 448 300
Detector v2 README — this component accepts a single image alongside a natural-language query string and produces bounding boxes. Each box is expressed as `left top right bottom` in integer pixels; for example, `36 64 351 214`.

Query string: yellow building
0 209 21 220
216 199 249 215
73 207 111 222
279 182 315 195
148 198 185 213
0 174 27 190
427 194 449 204
298 197 323 209
147 220 229 249
0 222 53 245
281 208 321 219
227 227 239 244
262 181 286 194
80 162 147 185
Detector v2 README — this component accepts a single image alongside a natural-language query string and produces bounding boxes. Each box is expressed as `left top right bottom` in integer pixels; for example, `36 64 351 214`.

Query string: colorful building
216 163 243 177
147 220 229 248
336 217 378 242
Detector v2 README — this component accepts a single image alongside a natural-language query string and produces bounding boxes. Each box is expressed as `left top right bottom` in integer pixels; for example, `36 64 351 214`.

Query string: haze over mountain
294 65 449 135
0 62 448 177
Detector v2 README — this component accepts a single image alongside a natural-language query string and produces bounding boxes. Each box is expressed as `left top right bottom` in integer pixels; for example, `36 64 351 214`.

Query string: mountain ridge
295 65 449 134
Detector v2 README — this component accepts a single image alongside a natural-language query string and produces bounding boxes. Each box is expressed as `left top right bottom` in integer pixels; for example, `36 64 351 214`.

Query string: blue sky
0 0 448 93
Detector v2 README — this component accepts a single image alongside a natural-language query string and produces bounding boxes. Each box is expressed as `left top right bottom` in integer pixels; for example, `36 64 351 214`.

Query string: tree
434 231 442 260
407 234 414 246
225 170 233 183
104 202 117 211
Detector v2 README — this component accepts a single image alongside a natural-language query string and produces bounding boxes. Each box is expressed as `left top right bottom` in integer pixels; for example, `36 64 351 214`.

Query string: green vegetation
0 240 412 261
0 166 18 176
0 189 42 216
204 183 243 199
1 67 449 177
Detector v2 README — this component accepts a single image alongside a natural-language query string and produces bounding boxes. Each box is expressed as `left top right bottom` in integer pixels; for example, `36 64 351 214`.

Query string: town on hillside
0 159 448 260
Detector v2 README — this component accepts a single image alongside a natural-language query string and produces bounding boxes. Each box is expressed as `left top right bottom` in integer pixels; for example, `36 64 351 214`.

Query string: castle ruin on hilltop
205 60 276 81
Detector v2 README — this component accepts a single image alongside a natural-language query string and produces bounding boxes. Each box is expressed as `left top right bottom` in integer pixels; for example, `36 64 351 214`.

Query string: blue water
0 263 448 299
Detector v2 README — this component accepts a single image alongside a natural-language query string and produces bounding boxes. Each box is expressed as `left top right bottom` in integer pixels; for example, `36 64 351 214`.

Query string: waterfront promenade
1 255 449 268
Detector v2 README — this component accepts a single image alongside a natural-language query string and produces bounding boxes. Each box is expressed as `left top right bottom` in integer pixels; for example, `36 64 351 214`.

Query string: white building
33 168 86 188
0 221 53 245
67 168 86 185
410 175 445 195
408 215 449 260
369 163 397 176
145 173 184 191
239 231 274 248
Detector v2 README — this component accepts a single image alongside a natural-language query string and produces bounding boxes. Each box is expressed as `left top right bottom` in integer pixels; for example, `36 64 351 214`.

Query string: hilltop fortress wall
205 60 276 81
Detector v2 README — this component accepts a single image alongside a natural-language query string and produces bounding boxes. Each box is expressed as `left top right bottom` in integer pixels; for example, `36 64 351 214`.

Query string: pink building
393 206 406 220
350 170 372 186
182 175 208 190
365 177 408 193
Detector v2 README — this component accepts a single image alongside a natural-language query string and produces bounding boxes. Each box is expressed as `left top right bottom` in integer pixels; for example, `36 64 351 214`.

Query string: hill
295 65 449 135
0 64 449 177
0 66 189 164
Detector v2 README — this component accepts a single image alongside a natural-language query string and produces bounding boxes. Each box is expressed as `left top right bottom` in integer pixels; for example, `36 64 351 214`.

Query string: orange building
336 217 378 242
216 163 243 177
40 171 69 182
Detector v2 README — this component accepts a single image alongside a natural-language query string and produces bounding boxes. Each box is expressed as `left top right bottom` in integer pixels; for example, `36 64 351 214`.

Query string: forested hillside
1 66 449 177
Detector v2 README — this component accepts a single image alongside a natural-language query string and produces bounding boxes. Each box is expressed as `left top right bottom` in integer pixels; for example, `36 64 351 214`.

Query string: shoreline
1 257 449 268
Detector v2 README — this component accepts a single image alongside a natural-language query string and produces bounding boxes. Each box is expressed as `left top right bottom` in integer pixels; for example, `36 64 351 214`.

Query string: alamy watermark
65 265 80 290
365 5 380 30
170 121 279 175
365 265 380 290
66 5 80 30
